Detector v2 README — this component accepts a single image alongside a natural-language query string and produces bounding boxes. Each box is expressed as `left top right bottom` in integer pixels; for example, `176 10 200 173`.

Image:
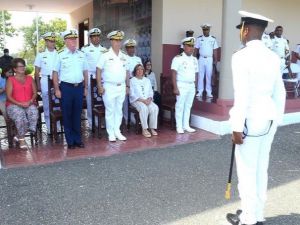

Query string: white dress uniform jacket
34 48 58 133
171 52 198 130
96 48 129 139
261 33 273 49
81 43 107 128
127 55 142 77
195 35 218 96
229 40 286 225
81 43 107 78
272 36 289 72
129 76 158 129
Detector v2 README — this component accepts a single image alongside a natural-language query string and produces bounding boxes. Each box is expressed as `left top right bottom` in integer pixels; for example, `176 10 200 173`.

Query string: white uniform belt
177 80 194 84
104 81 125 86
200 55 212 58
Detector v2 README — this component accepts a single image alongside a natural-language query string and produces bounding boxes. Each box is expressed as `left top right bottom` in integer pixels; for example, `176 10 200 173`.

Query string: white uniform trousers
175 82 195 130
131 101 158 129
40 76 50 133
198 56 213 95
235 119 277 224
86 76 93 128
279 58 286 74
102 83 126 137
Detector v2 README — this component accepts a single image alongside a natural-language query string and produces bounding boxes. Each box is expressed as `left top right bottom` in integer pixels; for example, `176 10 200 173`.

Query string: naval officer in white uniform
226 11 286 225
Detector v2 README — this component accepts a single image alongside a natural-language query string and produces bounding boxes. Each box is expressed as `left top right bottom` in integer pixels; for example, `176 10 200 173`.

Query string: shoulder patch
211 36 216 39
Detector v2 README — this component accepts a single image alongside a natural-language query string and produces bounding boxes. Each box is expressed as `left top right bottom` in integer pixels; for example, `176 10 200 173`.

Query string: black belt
61 81 83 87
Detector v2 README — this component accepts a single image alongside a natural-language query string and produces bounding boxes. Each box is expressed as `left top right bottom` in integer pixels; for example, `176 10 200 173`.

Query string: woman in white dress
130 64 159 138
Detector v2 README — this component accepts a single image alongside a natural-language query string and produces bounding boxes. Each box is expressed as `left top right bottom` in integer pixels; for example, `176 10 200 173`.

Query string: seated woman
6 58 38 149
130 64 159 138
0 66 13 119
144 60 161 107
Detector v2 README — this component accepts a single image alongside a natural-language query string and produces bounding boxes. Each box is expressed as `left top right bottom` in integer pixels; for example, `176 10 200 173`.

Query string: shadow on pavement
266 213 300 225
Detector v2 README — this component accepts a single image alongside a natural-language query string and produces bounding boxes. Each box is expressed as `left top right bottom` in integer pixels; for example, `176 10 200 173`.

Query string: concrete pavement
0 124 299 225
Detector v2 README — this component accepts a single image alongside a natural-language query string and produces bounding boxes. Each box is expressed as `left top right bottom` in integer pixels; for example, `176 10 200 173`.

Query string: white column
219 0 242 99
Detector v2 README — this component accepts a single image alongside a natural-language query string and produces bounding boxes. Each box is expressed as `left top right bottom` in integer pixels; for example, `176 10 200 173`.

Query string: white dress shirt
54 48 88 83
230 40 286 132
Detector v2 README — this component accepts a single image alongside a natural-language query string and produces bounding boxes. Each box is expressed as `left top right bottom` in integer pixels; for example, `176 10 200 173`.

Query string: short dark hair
275 26 283 30
143 60 152 74
133 64 144 77
11 58 26 69
3 48 9 53
1 66 12 78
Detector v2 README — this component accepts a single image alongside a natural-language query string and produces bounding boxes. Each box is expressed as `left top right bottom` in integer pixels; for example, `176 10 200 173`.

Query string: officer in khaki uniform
52 29 88 149
34 32 58 134
195 24 218 98
81 28 107 129
96 31 130 142
226 11 285 225
171 37 198 134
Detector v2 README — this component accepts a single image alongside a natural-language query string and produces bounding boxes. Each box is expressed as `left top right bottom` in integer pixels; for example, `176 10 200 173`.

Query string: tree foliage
0 10 17 51
20 17 67 62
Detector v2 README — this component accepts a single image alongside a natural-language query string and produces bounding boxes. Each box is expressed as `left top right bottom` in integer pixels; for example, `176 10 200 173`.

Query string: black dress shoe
74 142 85 148
68 145 75 149
256 222 263 225
226 213 240 225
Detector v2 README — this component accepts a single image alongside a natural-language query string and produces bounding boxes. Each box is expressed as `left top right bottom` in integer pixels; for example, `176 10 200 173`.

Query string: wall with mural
93 0 152 63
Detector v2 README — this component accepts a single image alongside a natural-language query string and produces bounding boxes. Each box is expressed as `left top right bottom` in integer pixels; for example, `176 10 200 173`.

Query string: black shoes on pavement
67 142 85 149
226 210 263 225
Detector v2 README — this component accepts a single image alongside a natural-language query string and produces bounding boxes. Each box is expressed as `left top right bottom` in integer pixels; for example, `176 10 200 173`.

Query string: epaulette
198 35 203 38
121 50 127 54
58 48 64 54
83 43 90 47
211 36 216 39
78 49 84 53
